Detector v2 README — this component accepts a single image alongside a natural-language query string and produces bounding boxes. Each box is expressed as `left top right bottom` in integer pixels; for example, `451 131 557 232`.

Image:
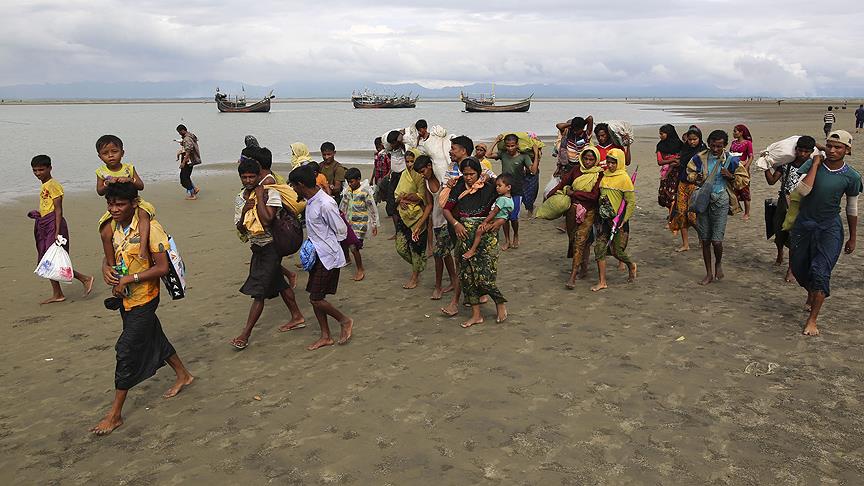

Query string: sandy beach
1 100 863 484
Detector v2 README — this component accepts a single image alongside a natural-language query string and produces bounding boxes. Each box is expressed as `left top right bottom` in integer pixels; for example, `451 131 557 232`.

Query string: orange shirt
112 213 169 310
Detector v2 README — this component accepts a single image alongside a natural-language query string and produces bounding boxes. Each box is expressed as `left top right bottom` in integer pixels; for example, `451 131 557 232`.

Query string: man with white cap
791 130 862 336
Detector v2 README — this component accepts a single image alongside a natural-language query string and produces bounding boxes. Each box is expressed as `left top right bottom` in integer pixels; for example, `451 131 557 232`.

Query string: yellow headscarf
394 167 426 229
290 142 314 168
571 146 603 193
600 148 634 192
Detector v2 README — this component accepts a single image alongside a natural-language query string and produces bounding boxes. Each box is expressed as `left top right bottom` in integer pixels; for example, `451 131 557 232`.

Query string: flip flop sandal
279 323 307 332
231 338 248 350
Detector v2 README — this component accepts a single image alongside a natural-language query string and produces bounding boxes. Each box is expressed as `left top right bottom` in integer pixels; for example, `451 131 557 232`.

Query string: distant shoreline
0 97 856 107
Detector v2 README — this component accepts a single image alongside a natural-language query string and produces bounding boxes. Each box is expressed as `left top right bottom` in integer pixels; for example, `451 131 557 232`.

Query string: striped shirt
824 112 836 124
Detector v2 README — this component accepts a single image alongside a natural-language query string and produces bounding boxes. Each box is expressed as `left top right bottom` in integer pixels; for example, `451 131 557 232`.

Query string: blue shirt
690 152 740 193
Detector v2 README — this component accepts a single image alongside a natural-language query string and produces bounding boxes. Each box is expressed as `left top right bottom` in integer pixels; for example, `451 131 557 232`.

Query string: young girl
668 127 705 252
731 124 754 221
463 175 513 259
591 149 637 291
339 168 379 281
656 124 684 218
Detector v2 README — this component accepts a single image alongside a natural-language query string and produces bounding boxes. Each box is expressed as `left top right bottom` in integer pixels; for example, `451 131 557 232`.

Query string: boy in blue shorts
489 134 536 249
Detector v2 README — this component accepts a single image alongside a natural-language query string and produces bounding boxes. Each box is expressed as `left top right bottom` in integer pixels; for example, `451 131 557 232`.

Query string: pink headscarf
734 124 752 141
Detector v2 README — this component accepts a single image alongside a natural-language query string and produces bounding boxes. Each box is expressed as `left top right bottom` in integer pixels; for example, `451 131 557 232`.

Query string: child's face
794 146 814 162
405 154 415 165
98 143 124 168
496 179 511 195
321 150 335 163
687 134 701 148
418 127 429 139
239 171 261 190
606 158 619 172
348 178 360 190
375 142 384 152
107 197 136 223
32 165 51 182
581 152 597 168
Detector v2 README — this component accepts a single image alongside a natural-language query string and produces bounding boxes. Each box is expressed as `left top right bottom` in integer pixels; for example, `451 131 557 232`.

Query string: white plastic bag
34 236 74 283
162 236 187 300
605 120 635 146
543 176 561 200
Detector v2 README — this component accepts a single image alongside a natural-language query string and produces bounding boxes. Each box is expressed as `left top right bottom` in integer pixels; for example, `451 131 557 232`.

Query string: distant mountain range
0 80 745 101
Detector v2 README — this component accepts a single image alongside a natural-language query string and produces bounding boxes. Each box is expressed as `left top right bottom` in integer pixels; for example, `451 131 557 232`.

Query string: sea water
0 100 699 201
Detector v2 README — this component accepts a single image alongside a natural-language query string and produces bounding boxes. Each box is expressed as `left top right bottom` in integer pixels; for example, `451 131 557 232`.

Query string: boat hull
216 97 271 113
352 99 417 109
463 99 531 112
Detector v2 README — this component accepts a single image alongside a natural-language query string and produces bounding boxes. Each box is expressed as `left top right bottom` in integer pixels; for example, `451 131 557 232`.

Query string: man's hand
845 238 856 254
721 168 733 179
102 263 119 286
241 198 256 215
372 227 378 237
112 275 132 297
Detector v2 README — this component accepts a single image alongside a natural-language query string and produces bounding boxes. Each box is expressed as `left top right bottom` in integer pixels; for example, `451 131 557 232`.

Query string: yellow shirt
39 179 64 216
96 163 136 180
112 213 169 310
479 158 493 172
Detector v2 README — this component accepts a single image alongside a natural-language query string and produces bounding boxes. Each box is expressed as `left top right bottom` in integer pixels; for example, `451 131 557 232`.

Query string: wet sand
1 100 863 484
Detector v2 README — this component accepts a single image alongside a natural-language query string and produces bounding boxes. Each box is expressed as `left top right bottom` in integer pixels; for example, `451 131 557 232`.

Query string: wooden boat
460 91 532 113
215 88 274 113
351 90 418 109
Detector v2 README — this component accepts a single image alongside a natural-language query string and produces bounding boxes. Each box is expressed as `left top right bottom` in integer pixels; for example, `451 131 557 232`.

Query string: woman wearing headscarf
591 148 637 292
394 148 428 289
442 158 507 328
656 124 684 214
730 124 754 221
244 135 260 149
550 146 603 289
290 142 314 168
668 126 705 252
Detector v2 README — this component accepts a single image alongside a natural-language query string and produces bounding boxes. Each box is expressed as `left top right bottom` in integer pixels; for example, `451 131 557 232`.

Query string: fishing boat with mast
460 84 532 113
351 89 418 109
215 87 274 113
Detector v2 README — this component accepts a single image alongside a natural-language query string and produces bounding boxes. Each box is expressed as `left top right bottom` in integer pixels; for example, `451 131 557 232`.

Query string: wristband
133 273 140 283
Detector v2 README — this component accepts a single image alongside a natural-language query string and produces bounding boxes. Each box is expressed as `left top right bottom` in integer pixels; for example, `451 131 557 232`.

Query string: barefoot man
92 182 193 436
414 154 458 300
790 130 861 336
289 165 354 350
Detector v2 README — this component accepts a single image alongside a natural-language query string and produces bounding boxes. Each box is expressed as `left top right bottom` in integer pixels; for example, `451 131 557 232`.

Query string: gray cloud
0 0 861 96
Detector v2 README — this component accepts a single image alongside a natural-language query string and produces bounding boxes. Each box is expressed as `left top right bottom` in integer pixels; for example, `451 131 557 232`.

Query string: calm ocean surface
0 100 699 202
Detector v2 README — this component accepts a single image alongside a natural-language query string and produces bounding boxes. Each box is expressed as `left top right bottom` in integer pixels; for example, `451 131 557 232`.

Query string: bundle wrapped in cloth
535 191 571 220
243 184 306 234
495 132 545 154
754 136 803 171
605 120 635 146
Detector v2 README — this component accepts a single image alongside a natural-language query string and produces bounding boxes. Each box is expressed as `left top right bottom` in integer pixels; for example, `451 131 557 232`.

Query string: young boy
288 165 353 351
463 174 514 259
320 142 347 205
489 133 535 249
95 135 154 270
232 158 306 350
30 155 94 303
339 167 379 281
91 182 193 436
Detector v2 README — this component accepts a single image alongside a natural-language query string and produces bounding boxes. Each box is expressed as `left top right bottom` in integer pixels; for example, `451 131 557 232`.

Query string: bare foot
627 262 638 283
565 278 576 290
496 306 508 323
442 284 454 294
461 316 484 328
714 266 724 281
185 194 198 200
402 279 418 290
163 374 194 399
353 269 365 281
784 269 795 283
40 296 66 304
500 241 509 251
230 336 249 350
90 415 123 436
699 275 714 286
431 287 443 300
618 261 626 271
278 318 306 332
82 276 95 296
802 322 820 336
743 214 750 222
441 303 459 317
338 318 353 345
511 238 520 249
675 246 689 253
590 283 607 292
307 337 335 351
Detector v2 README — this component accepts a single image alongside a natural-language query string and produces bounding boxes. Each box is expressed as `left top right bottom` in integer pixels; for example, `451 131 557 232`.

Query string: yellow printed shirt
39 179 64 216
112 213 170 310
96 163 136 181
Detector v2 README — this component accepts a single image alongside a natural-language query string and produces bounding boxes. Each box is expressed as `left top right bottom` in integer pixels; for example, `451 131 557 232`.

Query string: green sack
495 132 545 154
781 191 801 232
535 192 571 220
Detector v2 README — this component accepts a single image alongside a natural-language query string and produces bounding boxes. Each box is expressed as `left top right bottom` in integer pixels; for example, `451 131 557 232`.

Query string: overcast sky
1 0 862 96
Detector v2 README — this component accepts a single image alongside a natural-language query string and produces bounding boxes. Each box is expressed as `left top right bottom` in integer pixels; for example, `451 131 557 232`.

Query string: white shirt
424 178 447 229
305 189 347 270
382 130 407 172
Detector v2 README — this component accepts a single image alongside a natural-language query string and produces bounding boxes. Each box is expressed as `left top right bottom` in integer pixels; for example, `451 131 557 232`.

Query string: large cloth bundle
535 192 571 220
495 132 545 154
754 136 802 171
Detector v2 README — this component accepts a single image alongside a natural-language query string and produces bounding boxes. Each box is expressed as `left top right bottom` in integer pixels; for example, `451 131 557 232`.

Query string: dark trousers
180 165 195 191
